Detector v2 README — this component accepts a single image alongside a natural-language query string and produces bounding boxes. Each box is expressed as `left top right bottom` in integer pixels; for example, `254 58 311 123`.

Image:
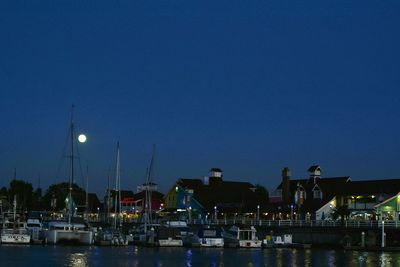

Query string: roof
339 179 400 196
210 168 222 172
176 178 267 212
107 190 134 199
374 192 400 208
132 190 164 200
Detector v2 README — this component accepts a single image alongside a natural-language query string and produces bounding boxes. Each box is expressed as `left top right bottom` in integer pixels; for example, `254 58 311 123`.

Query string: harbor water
1 245 400 267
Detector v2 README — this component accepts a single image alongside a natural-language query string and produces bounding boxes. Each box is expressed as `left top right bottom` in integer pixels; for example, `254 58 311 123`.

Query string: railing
185 219 400 229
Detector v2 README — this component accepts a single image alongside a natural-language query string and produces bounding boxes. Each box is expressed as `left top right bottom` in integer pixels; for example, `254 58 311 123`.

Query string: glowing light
78 134 87 143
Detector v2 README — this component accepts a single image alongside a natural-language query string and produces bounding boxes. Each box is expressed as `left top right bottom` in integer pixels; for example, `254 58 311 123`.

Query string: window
313 190 322 199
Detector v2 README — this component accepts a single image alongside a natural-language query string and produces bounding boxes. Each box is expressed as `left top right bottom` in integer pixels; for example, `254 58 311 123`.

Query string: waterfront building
164 168 269 220
270 165 400 221
269 165 350 220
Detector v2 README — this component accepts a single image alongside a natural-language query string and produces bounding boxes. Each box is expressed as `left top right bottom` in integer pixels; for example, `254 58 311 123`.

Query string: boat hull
158 238 183 247
239 240 262 248
1 233 31 244
45 229 93 245
200 238 224 247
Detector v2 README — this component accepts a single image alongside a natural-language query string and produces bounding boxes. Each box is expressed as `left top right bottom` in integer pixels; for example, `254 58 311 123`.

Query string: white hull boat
223 226 262 248
198 227 224 247
158 237 183 247
1 228 31 244
44 221 93 245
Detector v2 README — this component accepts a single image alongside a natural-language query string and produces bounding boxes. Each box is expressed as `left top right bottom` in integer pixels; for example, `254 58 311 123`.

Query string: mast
113 142 121 229
107 172 111 224
85 163 89 221
144 145 156 233
68 105 75 225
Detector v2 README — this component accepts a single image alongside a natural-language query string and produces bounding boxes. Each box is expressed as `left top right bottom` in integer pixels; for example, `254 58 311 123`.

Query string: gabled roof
374 192 400 208
177 178 204 189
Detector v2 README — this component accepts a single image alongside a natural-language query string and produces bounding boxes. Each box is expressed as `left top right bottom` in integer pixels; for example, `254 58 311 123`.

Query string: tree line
0 179 85 212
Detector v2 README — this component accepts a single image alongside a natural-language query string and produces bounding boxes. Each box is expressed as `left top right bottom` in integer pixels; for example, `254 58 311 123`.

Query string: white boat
198 227 224 247
45 221 93 245
1 220 31 244
272 234 292 246
223 226 262 248
97 143 128 246
157 227 183 247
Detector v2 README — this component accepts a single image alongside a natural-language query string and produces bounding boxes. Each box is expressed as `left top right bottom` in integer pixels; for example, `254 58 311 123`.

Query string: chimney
282 167 291 203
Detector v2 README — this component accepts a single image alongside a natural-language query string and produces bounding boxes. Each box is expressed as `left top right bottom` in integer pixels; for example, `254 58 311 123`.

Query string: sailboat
132 146 159 246
96 143 127 246
43 107 94 245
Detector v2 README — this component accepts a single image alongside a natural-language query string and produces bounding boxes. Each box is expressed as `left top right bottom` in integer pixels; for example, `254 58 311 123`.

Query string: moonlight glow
78 134 87 143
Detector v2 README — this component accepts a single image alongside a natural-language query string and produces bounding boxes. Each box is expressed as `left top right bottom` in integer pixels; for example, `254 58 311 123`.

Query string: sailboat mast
85 163 89 221
107 173 110 224
68 105 75 225
113 142 120 229
144 145 156 232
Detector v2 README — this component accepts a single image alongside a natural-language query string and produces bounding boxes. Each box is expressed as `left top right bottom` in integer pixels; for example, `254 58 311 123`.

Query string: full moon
78 134 87 143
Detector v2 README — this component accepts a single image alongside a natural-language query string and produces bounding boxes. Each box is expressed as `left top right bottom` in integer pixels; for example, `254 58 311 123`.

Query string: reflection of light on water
186 249 192 267
291 248 298 267
134 246 139 255
68 252 88 267
276 248 283 267
327 249 336 266
379 252 393 267
304 249 311 267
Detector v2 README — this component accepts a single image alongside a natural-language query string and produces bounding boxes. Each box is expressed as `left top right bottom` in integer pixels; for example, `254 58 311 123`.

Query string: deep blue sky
1 1 399 197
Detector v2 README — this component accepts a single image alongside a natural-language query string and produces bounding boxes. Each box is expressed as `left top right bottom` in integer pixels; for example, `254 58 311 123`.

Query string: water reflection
67 252 88 267
326 249 336 266
304 249 312 267
186 249 192 267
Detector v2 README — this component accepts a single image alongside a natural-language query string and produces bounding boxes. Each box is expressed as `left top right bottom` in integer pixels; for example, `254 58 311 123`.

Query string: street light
214 206 217 221
257 205 260 221
97 207 100 222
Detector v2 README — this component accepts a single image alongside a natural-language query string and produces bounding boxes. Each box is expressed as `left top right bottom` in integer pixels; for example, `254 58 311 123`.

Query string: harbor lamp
257 205 260 221
382 220 385 248
214 206 217 221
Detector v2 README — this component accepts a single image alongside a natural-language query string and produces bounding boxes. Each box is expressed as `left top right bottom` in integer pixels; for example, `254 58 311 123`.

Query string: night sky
1 1 399 197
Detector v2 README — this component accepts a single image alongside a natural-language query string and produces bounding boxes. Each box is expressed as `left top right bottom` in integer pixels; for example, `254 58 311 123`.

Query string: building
270 165 350 220
270 165 400 220
164 168 269 219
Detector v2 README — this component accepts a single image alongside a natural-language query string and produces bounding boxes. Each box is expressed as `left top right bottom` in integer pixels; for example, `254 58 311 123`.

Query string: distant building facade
164 168 269 219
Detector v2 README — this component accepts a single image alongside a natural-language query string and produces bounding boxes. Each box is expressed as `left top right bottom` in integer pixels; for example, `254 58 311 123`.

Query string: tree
332 204 350 225
42 182 85 211
8 180 33 211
